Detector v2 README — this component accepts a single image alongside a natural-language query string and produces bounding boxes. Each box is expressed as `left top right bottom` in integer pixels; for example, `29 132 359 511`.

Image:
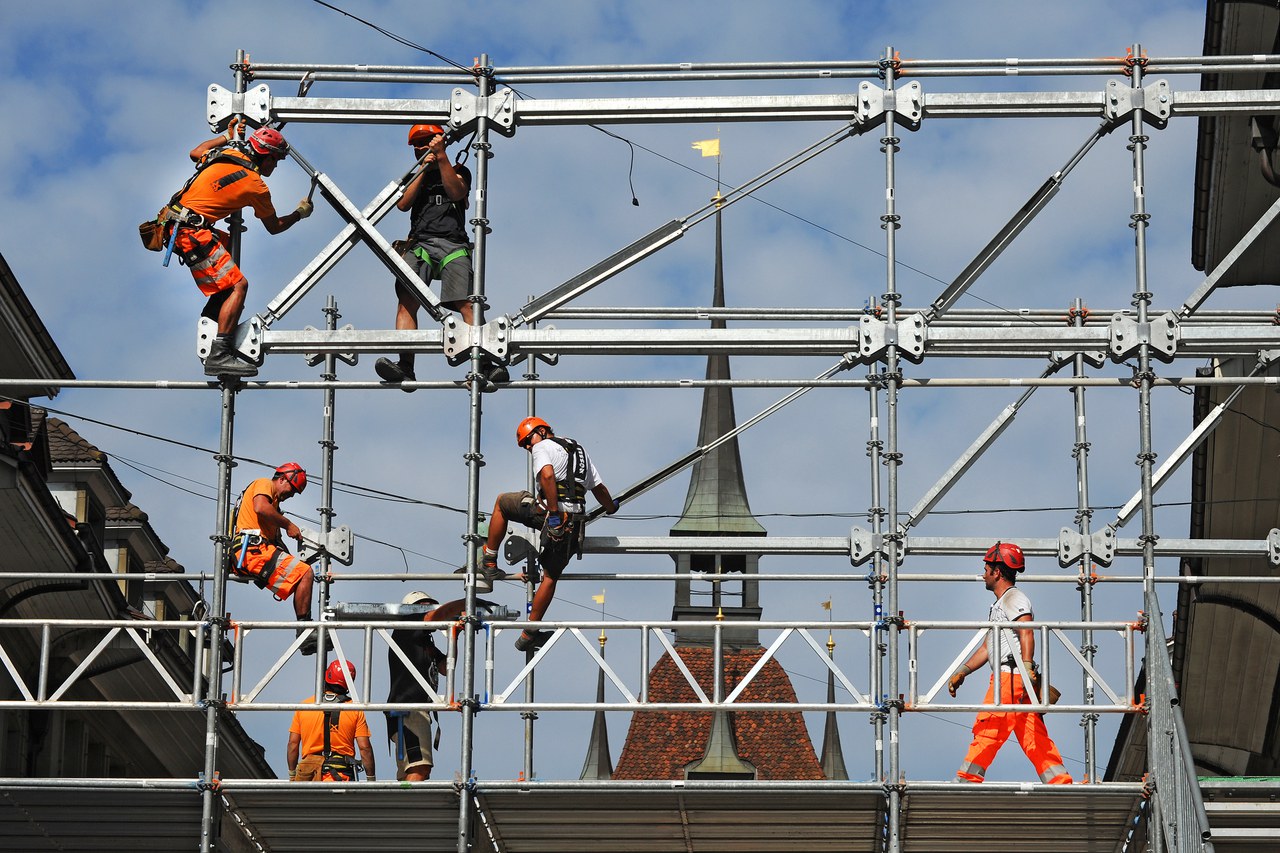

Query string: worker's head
983 541 1025 587
273 462 307 499
324 659 356 692
515 416 551 450
408 123 447 154
401 590 439 607
247 127 289 175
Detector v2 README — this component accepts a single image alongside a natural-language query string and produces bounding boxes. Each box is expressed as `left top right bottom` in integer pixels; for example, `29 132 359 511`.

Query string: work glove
294 199 314 220
1024 660 1042 699
546 512 563 530
947 665 971 698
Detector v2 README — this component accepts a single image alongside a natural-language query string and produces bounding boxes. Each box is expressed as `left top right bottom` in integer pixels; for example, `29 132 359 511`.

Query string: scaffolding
9 44 1280 852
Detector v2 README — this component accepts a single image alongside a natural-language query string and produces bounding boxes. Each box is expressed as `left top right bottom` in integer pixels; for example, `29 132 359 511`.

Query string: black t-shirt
407 163 471 244
386 627 445 740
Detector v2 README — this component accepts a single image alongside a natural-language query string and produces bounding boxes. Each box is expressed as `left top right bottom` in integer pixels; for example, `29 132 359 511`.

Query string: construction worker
947 541 1072 784
230 463 322 655
374 124 507 391
287 660 376 782
481 417 618 651
160 121 313 377
386 591 467 781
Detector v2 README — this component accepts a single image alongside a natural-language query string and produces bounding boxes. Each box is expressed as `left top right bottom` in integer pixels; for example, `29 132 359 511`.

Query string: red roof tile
613 646 824 780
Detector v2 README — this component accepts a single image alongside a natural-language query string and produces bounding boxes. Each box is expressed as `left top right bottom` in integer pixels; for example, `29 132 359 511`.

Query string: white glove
295 199 314 220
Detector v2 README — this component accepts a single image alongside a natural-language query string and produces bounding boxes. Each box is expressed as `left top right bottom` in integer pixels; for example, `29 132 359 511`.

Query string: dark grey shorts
400 237 472 305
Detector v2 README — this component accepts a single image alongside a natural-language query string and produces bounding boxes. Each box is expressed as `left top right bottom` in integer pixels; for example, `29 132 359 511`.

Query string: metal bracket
850 525 903 566
1108 311 1177 362
1268 529 1280 565
858 312 926 362
303 324 358 367
296 525 355 566
1050 350 1106 369
442 315 513 363
857 80 923 130
1057 526 1117 568
503 530 538 566
1103 79 1172 129
449 87 517 138
206 83 272 131
197 315 263 364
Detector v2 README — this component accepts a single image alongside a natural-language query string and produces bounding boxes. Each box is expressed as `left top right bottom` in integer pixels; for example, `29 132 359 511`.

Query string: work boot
374 357 416 393
453 557 507 594
297 627 333 657
204 337 258 378
514 629 551 653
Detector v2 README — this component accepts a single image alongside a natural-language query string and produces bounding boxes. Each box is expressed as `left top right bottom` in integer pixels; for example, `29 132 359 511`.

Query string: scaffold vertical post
457 52 495 853
1070 297 1099 781
866 367 886 781
317 295 339 615
878 44 905 853
199 382 238 852
523 297 540 783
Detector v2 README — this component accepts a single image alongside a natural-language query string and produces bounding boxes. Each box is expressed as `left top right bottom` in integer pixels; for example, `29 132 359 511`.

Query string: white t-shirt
530 436 602 513
985 586 1032 671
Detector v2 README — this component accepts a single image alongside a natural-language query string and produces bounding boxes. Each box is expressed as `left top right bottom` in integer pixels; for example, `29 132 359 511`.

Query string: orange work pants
232 542 309 601
956 672 1072 784
173 227 245 296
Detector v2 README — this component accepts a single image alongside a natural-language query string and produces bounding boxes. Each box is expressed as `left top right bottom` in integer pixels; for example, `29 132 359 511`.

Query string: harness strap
412 245 470 271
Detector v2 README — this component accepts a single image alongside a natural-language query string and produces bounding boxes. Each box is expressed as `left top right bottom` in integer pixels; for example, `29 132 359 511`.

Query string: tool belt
231 530 278 589
162 205 213 229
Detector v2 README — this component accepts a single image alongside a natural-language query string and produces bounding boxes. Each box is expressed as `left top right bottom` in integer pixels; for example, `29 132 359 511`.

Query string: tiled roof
107 503 149 523
46 417 106 464
612 646 824 780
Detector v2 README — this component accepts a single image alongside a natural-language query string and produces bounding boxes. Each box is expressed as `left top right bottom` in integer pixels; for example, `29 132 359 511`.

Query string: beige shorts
391 710 435 780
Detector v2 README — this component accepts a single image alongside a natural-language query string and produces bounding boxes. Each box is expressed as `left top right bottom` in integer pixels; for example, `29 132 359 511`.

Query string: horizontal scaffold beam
259 321 1280 358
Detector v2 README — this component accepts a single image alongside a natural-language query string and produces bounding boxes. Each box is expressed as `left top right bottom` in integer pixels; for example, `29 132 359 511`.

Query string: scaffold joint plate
206 83 271 131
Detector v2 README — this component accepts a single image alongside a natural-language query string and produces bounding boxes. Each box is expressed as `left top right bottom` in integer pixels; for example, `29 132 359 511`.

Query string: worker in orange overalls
230 462 320 654
288 660 376 782
159 122 313 377
947 541 1072 784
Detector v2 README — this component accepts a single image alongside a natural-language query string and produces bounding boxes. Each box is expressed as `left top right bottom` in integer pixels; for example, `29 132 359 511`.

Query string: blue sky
0 0 1224 783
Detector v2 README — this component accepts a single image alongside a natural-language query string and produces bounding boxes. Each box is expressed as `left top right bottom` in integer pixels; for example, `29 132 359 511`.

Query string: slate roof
612 646 824 780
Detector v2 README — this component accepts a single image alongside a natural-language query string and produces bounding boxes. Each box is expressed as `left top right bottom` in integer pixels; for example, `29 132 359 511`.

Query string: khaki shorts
391 710 435 780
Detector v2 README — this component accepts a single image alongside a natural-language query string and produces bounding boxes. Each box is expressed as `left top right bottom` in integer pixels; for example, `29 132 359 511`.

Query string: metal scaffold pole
877 45 905 853
1069 297 1101 782
317 295 341 616
457 52 496 853
866 366 886 783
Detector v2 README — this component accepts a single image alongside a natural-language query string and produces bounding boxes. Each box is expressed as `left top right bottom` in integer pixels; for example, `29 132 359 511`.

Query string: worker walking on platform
481 417 618 652
947 541 1072 784
156 121 313 377
386 591 467 781
375 124 506 391
230 463 322 654
288 660 376 782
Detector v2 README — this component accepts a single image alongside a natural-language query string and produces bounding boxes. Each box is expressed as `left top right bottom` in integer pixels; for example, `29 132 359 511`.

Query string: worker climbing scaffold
141 121 313 377
478 416 618 651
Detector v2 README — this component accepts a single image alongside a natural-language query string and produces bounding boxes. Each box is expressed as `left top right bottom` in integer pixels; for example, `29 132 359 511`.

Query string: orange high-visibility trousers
956 672 1072 784
231 542 310 601
173 227 246 296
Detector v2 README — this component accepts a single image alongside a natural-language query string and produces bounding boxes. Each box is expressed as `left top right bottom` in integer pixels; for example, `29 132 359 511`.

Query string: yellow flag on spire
592 592 606 605
692 138 720 158
821 598 832 611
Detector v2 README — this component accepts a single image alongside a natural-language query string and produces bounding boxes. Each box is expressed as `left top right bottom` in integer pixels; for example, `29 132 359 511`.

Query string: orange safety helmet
515 416 551 448
247 126 289 157
324 659 355 689
984 541 1025 573
408 124 445 147
274 462 307 493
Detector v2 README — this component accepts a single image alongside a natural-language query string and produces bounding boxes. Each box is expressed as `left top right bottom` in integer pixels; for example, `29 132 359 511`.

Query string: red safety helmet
984 541 1025 573
408 123 445 146
274 462 307 493
324 659 355 689
247 126 289 158
515 416 551 448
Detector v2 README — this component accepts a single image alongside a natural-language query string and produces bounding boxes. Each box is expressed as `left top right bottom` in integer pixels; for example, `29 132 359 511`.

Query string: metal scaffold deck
9 44 1280 853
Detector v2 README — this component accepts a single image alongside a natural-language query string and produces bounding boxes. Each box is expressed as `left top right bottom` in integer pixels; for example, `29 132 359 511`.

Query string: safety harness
547 436 588 515
229 490 286 589
319 690 359 781
153 143 262 266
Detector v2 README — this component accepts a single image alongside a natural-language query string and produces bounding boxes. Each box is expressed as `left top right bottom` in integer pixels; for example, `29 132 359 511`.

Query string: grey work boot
297 627 333 657
514 629 551 653
454 557 507 594
204 337 258 378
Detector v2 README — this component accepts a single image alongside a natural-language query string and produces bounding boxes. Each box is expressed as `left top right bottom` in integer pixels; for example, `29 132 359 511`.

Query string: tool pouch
138 217 165 252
